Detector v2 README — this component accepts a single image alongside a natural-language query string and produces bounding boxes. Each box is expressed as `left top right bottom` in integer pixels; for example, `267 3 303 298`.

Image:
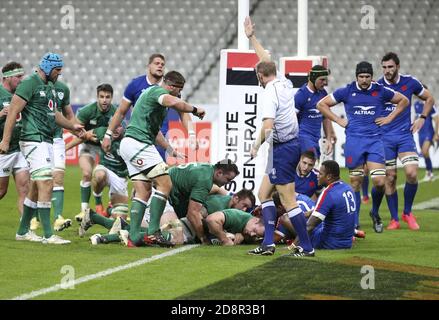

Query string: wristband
105 129 113 138
192 106 198 115
420 115 427 120
188 130 196 136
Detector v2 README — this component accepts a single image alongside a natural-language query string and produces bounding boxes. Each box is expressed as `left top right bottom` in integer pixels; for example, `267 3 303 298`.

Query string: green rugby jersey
0 85 22 154
168 163 215 218
15 73 58 143
125 86 168 145
76 101 117 146
222 209 252 234
204 194 232 214
52 80 71 139
94 127 128 178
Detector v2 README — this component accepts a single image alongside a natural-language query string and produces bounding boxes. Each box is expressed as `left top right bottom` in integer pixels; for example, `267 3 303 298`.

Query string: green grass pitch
0 165 438 300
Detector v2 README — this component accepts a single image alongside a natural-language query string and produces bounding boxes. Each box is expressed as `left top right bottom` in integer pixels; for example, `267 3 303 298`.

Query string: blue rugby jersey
295 83 328 140
295 168 320 198
123 74 178 159
377 74 424 134
312 180 356 249
331 81 395 137
296 193 316 212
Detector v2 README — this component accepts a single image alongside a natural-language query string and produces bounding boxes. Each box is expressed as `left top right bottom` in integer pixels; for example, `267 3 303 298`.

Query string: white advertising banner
218 49 266 193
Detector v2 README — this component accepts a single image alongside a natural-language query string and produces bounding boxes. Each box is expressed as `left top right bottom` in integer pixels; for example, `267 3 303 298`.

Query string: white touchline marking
412 197 439 210
12 244 199 300
396 175 439 189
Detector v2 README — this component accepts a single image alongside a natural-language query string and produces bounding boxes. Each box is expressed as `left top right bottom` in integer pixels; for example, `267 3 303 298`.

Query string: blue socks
386 192 399 221
425 157 433 172
261 201 276 247
287 206 313 252
403 182 418 215
362 176 369 198
371 186 384 217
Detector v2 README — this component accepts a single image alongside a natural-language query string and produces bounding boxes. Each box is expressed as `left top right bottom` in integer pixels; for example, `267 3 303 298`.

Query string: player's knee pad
349 168 364 178
370 168 386 178
31 167 53 181
401 155 419 167
385 159 397 170
111 203 129 216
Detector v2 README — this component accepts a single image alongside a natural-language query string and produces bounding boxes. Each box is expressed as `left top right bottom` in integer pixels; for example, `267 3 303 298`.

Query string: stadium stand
1 0 438 105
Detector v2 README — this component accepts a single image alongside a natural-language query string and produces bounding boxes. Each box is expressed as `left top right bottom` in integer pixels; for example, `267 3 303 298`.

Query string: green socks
80 180 91 212
38 202 53 238
147 191 167 235
128 199 147 244
17 198 37 235
90 209 114 229
93 191 103 206
52 187 64 219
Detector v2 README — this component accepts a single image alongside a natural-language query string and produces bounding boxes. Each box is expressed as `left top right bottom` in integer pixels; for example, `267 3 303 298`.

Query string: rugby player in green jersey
0 53 84 244
30 70 76 233
0 62 29 217
119 70 206 247
75 84 117 221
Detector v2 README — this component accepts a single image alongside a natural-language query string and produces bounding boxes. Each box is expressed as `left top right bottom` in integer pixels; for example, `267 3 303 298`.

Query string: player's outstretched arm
160 94 205 119
244 16 271 62
55 111 85 137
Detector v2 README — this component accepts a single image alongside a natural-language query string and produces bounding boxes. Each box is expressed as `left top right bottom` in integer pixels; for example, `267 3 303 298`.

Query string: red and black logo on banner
284 60 313 88
226 52 260 86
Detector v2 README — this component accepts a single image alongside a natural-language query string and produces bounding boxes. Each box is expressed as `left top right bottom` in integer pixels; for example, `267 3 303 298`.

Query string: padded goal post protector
218 49 267 193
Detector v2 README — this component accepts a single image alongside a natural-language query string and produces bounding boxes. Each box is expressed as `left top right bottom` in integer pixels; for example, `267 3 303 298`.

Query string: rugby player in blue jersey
102 54 197 159
374 53 435 230
413 88 438 181
294 150 322 200
295 66 336 159
317 61 409 233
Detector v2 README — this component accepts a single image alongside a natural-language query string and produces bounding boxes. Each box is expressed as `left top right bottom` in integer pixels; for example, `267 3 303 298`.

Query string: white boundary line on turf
11 244 199 300
412 197 439 210
396 175 439 190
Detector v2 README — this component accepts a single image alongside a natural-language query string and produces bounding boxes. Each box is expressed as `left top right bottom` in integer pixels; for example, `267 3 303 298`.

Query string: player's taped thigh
370 168 386 178
401 154 419 167
131 162 169 181
30 167 53 181
349 168 364 177
385 159 397 170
